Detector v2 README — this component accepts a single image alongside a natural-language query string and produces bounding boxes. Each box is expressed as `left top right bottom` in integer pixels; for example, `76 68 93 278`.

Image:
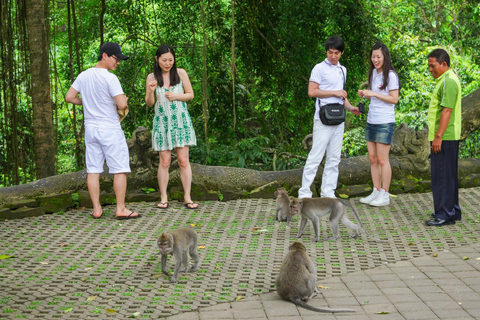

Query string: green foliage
141 188 156 194
460 130 480 159
343 125 368 157
71 193 80 208
1 0 480 186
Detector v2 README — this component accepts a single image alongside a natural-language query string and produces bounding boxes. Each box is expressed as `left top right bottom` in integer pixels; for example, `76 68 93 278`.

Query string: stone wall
2 124 480 219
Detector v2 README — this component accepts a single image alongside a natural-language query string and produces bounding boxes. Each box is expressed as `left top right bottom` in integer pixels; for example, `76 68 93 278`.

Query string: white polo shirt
310 58 346 120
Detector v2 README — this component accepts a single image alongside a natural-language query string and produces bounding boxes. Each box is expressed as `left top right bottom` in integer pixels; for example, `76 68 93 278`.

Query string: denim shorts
365 122 395 144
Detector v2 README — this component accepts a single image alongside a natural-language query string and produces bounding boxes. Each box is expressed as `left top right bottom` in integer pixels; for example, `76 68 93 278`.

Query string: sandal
156 202 169 209
116 211 142 220
184 202 199 210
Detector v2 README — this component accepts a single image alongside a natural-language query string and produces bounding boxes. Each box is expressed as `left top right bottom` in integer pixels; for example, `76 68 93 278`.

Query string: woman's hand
360 90 376 99
148 80 157 93
165 91 180 101
145 73 157 107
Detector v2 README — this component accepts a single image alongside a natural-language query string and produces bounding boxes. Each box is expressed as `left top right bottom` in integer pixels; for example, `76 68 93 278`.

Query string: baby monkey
157 226 200 283
276 241 356 313
274 187 292 225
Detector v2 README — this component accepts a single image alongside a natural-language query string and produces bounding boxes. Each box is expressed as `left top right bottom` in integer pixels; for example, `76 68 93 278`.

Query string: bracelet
346 105 351 111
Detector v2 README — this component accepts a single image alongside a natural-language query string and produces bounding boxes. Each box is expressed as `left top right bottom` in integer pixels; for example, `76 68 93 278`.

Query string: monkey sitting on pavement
290 197 386 242
274 187 292 226
276 241 356 313
157 226 200 283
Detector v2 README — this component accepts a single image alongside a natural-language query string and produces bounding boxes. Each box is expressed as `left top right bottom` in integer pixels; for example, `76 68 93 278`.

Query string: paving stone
232 308 267 318
394 301 430 312
354 295 391 305
433 308 473 319
264 316 303 320
347 287 383 297
1 188 480 319
384 293 423 304
400 310 439 319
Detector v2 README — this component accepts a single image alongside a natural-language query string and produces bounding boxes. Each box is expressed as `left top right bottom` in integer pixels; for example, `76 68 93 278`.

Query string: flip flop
156 202 169 209
91 211 102 219
116 211 142 220
184 202 199 210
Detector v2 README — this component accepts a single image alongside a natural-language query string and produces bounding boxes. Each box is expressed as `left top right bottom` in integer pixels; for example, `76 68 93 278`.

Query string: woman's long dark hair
153 44 180 87
368 42 398 91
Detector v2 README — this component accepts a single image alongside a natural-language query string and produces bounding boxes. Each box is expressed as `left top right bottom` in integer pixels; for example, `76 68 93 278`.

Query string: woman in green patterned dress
145 44 198 209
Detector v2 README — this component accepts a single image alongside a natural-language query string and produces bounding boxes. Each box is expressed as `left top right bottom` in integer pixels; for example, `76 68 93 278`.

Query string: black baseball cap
100 42 129 60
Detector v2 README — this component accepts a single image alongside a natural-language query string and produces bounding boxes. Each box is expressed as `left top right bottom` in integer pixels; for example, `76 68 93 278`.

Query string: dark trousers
430 140 461 221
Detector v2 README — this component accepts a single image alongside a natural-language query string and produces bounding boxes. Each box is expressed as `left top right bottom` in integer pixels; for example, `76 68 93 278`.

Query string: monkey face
157 234 173 254
275 187 288 198
157 240 172 253
289 199 303 216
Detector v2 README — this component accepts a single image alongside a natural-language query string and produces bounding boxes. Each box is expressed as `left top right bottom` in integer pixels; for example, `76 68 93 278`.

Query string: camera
358 102 366 114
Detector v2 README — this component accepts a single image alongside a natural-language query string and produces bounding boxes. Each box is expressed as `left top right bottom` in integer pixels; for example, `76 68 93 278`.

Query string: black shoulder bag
318 67 346 125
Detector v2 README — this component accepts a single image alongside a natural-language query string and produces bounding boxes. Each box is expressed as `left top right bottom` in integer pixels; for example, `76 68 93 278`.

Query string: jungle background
1 0 479 187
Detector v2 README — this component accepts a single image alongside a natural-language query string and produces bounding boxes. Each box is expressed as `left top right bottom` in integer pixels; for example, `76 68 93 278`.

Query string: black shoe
430 213 461 221
425 218 455 226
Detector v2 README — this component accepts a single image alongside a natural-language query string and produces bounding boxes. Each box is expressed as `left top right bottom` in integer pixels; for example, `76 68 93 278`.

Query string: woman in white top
358 42 399 207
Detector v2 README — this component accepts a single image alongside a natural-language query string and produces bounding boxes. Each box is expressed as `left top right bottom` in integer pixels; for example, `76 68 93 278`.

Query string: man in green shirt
425 49 462 227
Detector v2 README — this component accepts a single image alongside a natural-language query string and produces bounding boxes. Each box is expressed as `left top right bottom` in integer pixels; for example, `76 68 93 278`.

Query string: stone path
1 188 479 319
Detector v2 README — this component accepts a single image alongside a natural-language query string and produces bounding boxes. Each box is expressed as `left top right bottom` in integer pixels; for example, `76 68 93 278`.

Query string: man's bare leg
87 173 103 218
114 173 140 218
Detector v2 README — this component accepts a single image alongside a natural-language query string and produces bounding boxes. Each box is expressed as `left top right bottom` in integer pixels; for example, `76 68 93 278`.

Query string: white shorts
85 126 131 174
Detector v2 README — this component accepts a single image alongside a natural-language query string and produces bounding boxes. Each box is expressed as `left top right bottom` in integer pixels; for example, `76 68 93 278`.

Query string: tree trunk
0 0 19 184
231 0 236 130
460 88 480 139
66 0 84 169
100 0 106 46
25 0 55 179
201 0 210 158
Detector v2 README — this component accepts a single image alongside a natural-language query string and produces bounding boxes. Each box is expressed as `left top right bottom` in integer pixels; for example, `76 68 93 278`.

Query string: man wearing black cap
65 42 141 220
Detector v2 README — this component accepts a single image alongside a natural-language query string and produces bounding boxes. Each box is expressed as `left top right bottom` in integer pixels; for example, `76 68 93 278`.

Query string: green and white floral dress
152 81 196 151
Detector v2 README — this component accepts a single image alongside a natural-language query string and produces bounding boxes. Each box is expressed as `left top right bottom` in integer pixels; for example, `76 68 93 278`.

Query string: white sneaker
360 187 379 204
369 189 390 207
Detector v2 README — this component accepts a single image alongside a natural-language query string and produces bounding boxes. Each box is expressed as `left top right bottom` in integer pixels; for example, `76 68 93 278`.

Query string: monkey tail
339 199 388 243
292 299 356 313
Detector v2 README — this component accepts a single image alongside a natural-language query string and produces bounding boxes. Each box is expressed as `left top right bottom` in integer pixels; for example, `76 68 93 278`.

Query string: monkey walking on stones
274 187 292 226
157 226 200 283
276 241 356 313
290 197 386 242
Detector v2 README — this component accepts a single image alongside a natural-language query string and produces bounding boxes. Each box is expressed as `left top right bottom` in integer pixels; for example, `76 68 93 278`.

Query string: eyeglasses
110 55 121 63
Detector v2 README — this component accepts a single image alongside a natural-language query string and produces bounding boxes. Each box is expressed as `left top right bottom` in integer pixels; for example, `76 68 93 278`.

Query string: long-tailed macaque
274 187 292 225
290 197 386 242
276 241 356 313
157 226 200 283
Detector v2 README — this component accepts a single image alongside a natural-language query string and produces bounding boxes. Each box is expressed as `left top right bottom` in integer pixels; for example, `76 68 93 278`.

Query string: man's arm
431 107 452 154
114 94 128 110
65 87 82 105
308 81 346 99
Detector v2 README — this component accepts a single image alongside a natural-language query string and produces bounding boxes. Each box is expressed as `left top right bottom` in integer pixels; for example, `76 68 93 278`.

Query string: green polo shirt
427 69 462 141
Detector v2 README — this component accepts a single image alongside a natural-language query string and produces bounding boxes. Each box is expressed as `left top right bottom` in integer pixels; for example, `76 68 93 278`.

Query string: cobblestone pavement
1 188 479 319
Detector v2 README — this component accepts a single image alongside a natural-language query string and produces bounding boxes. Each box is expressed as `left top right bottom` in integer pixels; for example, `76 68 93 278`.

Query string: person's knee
177 155 190 168
159 157 171 169
377 155 390 167
368 154 378 165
